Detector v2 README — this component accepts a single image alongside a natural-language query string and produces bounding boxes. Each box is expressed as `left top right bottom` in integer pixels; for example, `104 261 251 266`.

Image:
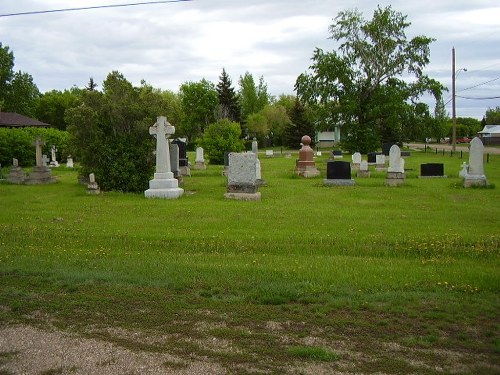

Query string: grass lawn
0 148 499 374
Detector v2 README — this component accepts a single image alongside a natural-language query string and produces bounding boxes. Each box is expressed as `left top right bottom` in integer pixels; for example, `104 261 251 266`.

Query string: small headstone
193 146 206 170
87 173 100 194
351 152 362 171
252 138 258 154
225 152 261 201
464 137 487 187
357 160 370 178
324 161 355 186
66 155 74 168
265 150 274 158
42 155 49 168
315 151 322 157
386 144 405 186
7 158 26 184
419 163 446 178
375 154 386 171
285 152 292 159
144 116 184 199
294 135 320 178
459 162 468 178
332 150 343 159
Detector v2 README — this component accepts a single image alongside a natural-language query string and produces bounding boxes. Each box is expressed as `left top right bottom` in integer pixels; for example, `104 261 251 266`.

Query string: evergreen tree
216 68 240 122
284 99 315 148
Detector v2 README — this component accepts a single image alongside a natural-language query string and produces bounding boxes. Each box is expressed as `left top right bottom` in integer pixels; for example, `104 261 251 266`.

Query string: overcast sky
1 0 499 119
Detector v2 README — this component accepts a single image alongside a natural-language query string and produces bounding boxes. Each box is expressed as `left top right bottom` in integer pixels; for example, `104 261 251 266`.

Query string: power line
0 0 193 18
456 95 500 100
458 76 500 93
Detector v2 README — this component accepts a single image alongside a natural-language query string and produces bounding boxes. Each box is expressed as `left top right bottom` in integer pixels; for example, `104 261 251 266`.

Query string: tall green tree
0 42 14 110
295 6 444 153
197 119 245 164
66 71 165 193
284 99 315 148
3 71 40 117
179 79 218 139
34 89 80 130
216 68 240 122
238 72 271 122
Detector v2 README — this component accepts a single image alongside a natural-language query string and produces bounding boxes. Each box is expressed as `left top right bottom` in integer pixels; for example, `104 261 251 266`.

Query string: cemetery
0 138 498 374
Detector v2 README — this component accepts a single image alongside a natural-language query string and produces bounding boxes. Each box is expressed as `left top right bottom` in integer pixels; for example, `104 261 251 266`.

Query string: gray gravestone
386 144 405 186
464 137 487 187
225 152 261 200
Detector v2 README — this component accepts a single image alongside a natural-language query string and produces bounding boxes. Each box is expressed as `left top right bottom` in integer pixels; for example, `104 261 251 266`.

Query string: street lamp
451 47 467 152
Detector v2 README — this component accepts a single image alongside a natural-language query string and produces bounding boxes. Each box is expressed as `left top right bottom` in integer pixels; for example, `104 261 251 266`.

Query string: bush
197 119 245 164
0 127 68 167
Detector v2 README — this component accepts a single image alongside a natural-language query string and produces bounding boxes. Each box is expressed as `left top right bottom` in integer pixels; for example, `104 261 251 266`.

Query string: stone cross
149 116 175 175
33 136 45 167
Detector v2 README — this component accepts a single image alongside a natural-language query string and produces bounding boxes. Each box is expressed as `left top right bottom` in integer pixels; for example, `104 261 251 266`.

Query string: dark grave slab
420 163 446 178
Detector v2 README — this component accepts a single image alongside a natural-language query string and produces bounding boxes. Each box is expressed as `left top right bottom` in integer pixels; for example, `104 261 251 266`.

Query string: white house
316 127 341 148
478 125 500 145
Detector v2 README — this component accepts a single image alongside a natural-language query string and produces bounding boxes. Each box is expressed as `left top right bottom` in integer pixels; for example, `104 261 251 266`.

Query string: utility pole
451 47 456 152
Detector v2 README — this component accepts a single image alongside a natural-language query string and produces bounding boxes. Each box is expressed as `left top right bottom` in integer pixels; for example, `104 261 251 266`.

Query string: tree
34 89 80 130
179 79 219 139
484 106 500 125
284 99 316 148
0 42 14 110
3 71 40 117
216 68 240 122
86 77 98 91
238 72 271 122
197 119 245 164
65 71 163 192
295 6 444 153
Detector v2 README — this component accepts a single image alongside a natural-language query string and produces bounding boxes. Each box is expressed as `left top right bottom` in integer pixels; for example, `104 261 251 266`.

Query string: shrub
197 119 245 164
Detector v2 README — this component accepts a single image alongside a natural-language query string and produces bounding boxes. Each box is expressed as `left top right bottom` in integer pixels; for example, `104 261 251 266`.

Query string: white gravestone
87 173 100 194
375 154 386 170
464 137 487 187
50 145 59 167
144 116 184 199
386 144 405 186
252 138 258 154
357 159 370 178
459 162 468 178
352 152 362 170
193 146 206 170
66 155 74 168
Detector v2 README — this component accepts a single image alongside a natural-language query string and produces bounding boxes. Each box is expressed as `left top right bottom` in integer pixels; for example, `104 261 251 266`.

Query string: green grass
287 345 340 361
0 149 499 374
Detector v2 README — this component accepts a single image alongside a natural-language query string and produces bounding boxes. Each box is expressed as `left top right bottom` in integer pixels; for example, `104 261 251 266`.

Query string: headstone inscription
224 152 261 201
294 135 320 178
463 137 487 187
324 161 355 186
144 116 184 199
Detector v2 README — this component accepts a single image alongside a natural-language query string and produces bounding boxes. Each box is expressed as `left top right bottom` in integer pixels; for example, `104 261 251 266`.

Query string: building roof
478 125 500 134
0 112 50 128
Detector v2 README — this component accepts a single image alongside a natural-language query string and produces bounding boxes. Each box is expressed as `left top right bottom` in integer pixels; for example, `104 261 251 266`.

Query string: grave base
375 165 386 171
463 175 487 188
356 170 370 178
323 179 355 186
192 161 206 170
7 167 25 184
87 182 100 195
418 175 448 178
224 192 261 201
180 166 191 176
295 165 320 178
25 167 56 184
145 173 184 199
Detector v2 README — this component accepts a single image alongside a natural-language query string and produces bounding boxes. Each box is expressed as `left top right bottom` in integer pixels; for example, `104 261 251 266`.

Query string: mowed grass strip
0 149 499 374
